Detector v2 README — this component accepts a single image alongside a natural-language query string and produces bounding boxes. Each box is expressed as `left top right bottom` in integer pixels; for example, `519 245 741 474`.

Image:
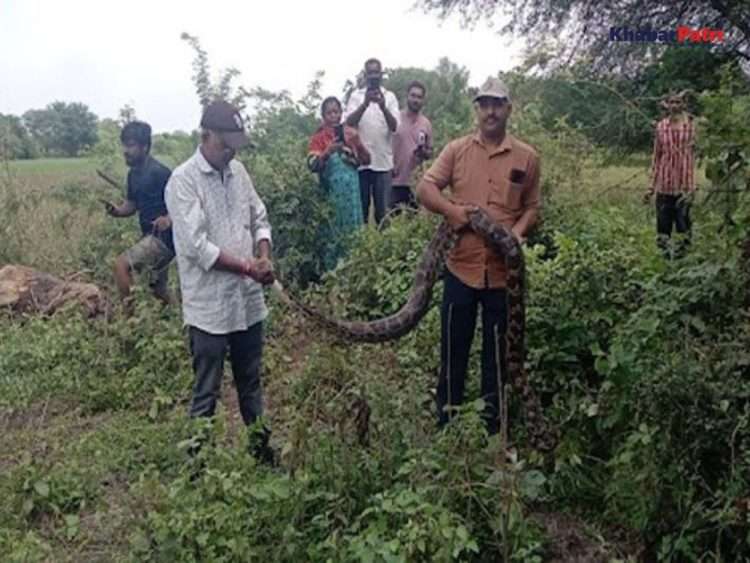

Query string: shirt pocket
488 176 524 212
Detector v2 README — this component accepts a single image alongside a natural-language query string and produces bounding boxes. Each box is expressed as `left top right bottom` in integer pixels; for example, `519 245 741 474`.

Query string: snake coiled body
273 207 557 451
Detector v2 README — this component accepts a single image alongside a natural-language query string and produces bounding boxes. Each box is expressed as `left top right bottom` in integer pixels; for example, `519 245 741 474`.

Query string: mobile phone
367 76 379 91
334 124 345 143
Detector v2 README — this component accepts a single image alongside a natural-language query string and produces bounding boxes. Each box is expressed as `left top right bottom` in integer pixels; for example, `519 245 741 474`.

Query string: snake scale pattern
273 207 557 451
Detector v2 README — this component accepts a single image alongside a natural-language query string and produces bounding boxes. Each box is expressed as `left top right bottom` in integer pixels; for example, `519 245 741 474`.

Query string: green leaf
34 481 50 498
690 316 706 333
250 486 270 501
64 513 80 539
520 470 547 501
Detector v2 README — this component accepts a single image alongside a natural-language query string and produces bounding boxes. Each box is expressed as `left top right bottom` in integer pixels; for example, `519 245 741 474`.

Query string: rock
0 265 107 317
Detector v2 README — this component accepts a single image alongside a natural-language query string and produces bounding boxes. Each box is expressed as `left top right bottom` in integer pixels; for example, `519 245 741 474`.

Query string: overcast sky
1 0 523 132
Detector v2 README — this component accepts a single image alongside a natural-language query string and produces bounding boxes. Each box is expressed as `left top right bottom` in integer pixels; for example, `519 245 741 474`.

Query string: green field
6 157 97 176
4 156 176 189
3 157 126 199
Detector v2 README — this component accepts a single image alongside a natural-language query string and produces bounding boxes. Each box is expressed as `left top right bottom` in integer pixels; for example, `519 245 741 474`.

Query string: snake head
445 203 481 235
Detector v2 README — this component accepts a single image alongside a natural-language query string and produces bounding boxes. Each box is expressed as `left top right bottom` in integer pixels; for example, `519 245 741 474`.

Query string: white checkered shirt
165 148 272 334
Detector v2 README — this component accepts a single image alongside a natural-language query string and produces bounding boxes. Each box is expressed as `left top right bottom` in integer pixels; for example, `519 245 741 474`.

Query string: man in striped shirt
645 93 696 258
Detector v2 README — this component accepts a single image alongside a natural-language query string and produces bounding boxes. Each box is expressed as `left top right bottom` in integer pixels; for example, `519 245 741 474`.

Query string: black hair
364 58 382 71
320 96 341 117
407 80 426 96
120 121 152 151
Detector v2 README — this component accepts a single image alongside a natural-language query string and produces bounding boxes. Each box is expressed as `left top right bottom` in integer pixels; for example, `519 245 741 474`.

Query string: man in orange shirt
416 77 541 435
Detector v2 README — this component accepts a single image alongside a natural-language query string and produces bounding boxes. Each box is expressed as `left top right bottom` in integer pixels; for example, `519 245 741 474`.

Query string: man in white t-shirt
345 58 400 225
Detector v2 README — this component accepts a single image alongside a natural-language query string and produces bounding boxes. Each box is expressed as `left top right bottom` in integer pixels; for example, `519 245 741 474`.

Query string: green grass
2 157 117 197
4 155 172 189
5 157 97 176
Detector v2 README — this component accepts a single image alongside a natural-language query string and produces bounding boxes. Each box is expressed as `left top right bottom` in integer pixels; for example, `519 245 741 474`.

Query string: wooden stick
96 169 123 191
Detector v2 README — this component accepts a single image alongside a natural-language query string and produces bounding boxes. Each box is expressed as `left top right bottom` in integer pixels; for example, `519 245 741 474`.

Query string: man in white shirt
345 58 400 225
165 100 276 464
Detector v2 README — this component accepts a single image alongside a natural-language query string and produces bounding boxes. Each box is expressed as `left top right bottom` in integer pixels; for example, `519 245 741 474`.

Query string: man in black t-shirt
103 121 175 304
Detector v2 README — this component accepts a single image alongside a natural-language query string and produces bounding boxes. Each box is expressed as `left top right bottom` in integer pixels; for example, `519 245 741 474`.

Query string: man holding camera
345 58 400 225
391 80 433 212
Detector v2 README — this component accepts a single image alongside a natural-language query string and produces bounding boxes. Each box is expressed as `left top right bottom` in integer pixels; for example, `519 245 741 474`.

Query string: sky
0 0 523 133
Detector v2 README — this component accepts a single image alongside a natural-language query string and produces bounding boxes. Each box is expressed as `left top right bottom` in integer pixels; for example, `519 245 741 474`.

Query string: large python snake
272 207 557 451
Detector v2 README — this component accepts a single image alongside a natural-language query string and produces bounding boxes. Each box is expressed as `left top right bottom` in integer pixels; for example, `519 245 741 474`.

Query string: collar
472 131 513 156
666 114 691 126
195 147 234 177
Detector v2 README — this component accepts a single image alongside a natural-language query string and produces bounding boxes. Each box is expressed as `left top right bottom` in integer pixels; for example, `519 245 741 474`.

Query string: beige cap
473 77 511 103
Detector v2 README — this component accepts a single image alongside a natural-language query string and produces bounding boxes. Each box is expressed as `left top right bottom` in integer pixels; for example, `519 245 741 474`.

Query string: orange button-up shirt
419 132 541 289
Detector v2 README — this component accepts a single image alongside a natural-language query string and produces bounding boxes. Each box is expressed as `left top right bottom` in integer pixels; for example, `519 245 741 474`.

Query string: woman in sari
308 96 370 270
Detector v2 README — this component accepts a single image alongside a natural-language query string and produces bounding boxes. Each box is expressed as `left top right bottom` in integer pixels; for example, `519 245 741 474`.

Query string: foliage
237 81 330 288
697 65 750 230
22 101 99 157
180 32 249 111
125 355 545 562
3 145 750 561
385 58 475 150
87 117 124 177
4 29 750 562
0 297 191 413
151 130 199 168
418 0 750 75
0 113 38 160
0 160 110 272
505 49 744 153
527 190 750 558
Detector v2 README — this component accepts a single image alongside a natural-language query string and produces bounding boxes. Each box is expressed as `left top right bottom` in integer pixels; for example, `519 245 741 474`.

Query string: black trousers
358 169 391 225
437 269 507 435
188 322 264 426
390 184 418 212
656 193 692 257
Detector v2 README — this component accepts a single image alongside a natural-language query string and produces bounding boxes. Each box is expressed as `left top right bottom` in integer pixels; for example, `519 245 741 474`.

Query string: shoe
247 426 278 467
252 443 278 467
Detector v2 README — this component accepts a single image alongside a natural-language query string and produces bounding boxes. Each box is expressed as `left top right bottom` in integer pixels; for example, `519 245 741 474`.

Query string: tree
180 32 249 111
0 113 37 159
118 104 137 126
384 58 474 150
503 47 742 153
699 66 750 220
419 0 750 75
23 101 99 157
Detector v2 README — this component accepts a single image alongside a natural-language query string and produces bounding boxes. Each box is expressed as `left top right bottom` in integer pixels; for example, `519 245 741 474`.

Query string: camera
334 124 345 143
